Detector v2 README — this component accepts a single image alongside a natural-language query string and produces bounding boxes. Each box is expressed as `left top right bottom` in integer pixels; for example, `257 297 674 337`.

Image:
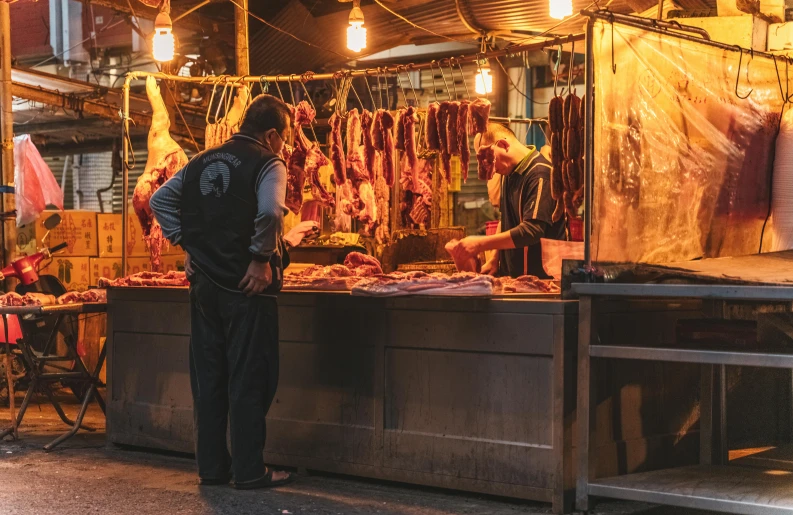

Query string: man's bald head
474 123 518 151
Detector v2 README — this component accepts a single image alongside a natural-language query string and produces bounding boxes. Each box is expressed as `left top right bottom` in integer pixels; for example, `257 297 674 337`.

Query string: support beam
235 0 249 75
0 2 16 266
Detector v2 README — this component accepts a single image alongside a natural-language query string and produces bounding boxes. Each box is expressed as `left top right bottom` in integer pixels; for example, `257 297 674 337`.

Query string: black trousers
188 270 280 483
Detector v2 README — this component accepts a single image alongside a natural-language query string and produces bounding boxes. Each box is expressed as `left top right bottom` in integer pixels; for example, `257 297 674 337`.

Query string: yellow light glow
475 67 492 95
152 27 175 62
347 22 367 53
549 0 573 20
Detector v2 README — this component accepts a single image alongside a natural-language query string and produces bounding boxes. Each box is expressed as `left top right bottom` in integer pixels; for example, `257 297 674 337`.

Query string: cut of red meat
425 102 441 150
477 144 495 181
446 101 461 155
395 109 406 151
403 106 419 172
329 113 346 185
294 100 316 126
380 111 396 187
343 252 383 274
469 98 491 135
361 109 376 180
436 102 450 155
457 100 471 182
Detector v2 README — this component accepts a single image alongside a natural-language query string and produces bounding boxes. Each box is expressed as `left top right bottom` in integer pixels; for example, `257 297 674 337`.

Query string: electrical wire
492 55 548 105
372 0 478 46
227 0 354 61
33 18 127 68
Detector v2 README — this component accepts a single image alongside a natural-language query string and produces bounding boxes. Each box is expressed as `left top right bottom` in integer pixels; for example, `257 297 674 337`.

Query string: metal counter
105 288 705 514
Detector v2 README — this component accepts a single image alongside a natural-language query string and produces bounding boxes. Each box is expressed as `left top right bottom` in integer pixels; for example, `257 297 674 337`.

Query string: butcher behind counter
447 123 565 278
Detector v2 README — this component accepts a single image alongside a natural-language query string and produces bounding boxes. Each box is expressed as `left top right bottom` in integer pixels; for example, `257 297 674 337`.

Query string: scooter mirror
43 214 61 231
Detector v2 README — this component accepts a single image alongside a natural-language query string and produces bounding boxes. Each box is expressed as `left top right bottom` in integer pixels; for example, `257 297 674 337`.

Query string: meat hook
273 76 285 102
446 58 458 99
552 48 561 97
395 65 408 108
258 77 269 96
476 55 489 99
405 63 421 106
299 80 321 141
454 57 471 100
610 14 617 74
363 74 377 111
568 38 576 95
773 55 786 103
438 59 452 100
734 46 753 100
206 79 221 125
429 60 440 103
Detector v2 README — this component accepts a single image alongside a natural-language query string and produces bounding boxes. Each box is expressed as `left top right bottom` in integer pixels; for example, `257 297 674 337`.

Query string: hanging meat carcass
133 76 189 271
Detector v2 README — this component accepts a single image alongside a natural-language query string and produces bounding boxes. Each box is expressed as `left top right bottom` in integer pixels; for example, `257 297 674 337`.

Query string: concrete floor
0 391 721 515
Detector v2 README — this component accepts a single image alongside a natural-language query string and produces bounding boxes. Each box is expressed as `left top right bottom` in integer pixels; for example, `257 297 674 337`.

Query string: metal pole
235 0 249 76
584 20 594 267
121 77 131 275
0 2 16 270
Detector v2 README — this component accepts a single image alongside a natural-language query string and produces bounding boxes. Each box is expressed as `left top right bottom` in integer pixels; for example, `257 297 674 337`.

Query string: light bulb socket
154 11 172 30
349 6 364 24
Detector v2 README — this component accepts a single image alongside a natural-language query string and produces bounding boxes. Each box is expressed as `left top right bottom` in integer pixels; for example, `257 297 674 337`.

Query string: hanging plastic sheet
14 134 64 227
591 20 787 263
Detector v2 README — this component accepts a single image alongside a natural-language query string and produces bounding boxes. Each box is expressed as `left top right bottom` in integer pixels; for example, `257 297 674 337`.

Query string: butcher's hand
284 221 319 247
455 236 483 261
481 253 499 276
184 252 195 278
239 261 272 297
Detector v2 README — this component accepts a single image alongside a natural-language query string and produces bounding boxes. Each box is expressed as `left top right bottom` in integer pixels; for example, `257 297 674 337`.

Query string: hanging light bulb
549 0 573 20
152 8 175 62
347 0 367 53
475 61 493 95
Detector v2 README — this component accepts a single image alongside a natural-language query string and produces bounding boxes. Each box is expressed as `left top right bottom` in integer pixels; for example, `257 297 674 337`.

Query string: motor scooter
0 214 83 403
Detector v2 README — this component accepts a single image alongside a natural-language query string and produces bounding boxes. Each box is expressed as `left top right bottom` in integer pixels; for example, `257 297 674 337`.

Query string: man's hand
284 221 319 247
184 252 195 278
481 254 499 276
238 260 272 297
455 236 483 261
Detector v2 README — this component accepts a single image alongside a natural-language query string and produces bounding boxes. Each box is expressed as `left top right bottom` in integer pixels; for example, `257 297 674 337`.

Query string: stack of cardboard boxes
17 209 184 291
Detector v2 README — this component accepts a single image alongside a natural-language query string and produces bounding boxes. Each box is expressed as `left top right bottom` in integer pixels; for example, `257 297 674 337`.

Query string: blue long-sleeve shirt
149 159 288 259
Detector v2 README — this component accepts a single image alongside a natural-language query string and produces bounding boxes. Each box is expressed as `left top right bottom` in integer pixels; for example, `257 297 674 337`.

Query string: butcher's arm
250 160 288 260
149 167 185 245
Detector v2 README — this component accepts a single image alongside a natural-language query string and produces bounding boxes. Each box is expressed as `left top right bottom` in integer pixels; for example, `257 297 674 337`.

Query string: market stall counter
106 284 705 514
106 286 577 509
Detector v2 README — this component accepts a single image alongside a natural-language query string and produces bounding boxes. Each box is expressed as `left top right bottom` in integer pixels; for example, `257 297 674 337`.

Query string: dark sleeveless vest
180 134 288 292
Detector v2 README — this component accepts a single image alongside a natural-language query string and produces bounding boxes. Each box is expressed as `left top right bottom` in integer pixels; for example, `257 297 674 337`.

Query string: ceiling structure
8 0 719 154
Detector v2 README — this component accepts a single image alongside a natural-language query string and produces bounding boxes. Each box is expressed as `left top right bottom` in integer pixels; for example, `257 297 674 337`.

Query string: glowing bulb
347 22 367 53
549 0 573 20
347 2 366 53
152 11 174 62
475 66 493 95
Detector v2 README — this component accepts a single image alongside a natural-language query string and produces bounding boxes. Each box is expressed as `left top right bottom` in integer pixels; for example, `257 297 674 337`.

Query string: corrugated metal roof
250 0 717 77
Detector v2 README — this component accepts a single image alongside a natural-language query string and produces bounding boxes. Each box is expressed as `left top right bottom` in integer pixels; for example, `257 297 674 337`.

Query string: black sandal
232 468 297 490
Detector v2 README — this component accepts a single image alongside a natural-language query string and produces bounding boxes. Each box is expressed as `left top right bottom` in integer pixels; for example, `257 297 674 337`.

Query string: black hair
477 122 516 146
239 94 293 136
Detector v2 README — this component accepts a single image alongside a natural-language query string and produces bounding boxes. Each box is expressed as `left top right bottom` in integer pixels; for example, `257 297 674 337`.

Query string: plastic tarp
592 20 786 263
14 134 64 227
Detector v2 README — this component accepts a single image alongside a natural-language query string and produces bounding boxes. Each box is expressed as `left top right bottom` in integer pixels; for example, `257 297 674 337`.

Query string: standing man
451 123 565 278
149 94 296 489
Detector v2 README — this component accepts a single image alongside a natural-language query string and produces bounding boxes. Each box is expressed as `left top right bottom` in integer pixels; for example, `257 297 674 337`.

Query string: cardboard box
125 257 153 276
161 254 185 273
40 256 91 292
90 258 124 286
37 210 98 257
15 223 36 258
97 212 183 258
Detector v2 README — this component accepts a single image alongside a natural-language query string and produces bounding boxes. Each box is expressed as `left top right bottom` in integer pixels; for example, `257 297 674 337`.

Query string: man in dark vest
150 94 296 489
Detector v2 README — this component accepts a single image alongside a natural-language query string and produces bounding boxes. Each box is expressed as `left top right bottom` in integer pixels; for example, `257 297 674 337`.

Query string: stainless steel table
0 303 107 451
575 283 793 515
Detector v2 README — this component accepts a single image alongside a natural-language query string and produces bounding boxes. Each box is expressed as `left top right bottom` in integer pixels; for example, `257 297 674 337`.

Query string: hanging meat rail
119 33 585 271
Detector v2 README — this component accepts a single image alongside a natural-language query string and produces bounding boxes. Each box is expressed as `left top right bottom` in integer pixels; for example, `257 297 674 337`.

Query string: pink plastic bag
14 134 64 227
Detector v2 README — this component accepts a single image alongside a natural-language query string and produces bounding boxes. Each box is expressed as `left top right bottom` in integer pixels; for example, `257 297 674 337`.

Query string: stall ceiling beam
11 82 205 141
126 33 586 84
